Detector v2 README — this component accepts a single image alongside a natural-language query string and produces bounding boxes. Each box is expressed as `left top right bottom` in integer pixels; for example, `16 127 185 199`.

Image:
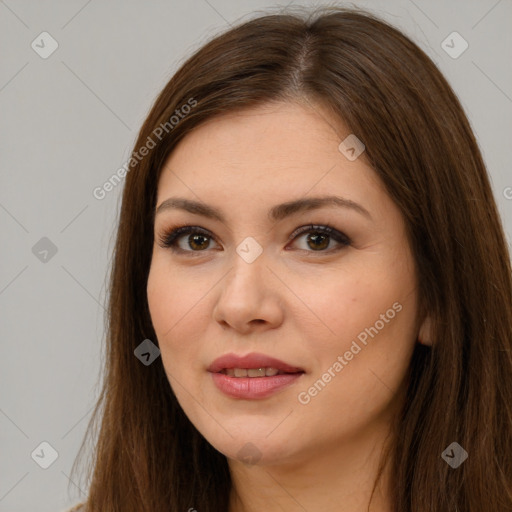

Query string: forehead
155 101 386 220
164 101 345 172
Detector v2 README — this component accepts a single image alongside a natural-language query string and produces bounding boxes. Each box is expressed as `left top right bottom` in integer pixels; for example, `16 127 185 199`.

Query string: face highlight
146 101 422 467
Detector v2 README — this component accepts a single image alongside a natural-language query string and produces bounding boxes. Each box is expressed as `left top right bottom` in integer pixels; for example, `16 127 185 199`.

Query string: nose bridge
225 238 268 294
213 239 284 330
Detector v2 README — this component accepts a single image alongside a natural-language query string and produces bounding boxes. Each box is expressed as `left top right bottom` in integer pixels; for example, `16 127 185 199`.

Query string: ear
417 315 433 346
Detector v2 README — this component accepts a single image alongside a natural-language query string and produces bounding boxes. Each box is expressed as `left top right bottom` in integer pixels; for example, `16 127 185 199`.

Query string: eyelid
288 224 351 243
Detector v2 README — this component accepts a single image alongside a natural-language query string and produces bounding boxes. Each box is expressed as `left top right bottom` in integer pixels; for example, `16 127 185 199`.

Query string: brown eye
158 224 351 256
186 233 210 251
158 226 218 253
304 232 330 251
289 224 351 254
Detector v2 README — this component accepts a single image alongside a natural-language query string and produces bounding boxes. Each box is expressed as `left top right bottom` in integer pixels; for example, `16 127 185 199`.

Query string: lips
207 352 305 374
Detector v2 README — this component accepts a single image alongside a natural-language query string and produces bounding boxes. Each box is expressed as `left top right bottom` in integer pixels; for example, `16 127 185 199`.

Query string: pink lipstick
207 352 305 399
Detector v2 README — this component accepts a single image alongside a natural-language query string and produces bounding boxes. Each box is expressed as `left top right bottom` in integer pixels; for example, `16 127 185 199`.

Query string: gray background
1 0 510 510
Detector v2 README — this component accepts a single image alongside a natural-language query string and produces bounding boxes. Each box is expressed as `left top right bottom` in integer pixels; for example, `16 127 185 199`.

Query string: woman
66 6 512 511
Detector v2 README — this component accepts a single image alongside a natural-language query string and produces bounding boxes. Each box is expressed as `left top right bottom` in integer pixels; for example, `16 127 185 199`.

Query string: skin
147 100 432 512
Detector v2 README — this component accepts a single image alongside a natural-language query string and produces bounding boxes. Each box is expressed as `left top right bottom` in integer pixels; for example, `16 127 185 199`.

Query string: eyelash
157 224 352 256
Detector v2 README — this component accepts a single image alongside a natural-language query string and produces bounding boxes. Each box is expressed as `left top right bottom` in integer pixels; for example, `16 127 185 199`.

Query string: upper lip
207 352 305 373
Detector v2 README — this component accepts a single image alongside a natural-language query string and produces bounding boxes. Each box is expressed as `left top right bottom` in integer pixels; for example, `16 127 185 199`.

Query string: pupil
308 233 328 250
190 234 209 250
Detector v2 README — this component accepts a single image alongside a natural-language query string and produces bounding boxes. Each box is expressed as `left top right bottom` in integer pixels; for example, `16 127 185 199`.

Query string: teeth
223 367 282 377
247 368 266 377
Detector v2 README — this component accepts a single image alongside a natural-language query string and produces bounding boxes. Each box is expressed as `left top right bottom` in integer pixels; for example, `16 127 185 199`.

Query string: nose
212 250 285 334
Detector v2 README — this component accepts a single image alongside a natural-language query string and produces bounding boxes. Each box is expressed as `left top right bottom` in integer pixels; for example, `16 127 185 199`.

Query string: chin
206 430 298 467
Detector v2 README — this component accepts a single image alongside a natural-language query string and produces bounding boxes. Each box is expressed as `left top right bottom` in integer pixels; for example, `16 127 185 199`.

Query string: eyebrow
155 195 372 222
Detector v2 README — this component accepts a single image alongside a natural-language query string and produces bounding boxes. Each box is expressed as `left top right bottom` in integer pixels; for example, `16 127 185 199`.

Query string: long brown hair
70 6 512 511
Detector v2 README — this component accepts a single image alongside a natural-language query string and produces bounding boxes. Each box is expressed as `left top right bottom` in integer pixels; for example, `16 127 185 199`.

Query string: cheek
295 254 417 404
146 258 213 377
147 262 175 335
295 259 407 352
147 257 201 333
294 293 416 440
147 261 219 433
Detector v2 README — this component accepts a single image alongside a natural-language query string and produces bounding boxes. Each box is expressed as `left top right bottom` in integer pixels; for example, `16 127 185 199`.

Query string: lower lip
210 371 304 399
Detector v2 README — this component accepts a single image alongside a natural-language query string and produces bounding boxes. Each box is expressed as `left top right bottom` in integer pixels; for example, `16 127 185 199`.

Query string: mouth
208 353 306 399
207 352 305 375
208 352 305 399
218 367 304 377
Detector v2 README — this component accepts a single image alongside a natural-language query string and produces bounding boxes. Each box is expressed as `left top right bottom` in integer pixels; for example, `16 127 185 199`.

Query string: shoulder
62 503 86 512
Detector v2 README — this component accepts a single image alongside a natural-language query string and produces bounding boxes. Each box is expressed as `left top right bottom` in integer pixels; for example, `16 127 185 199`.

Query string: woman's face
147 100 422 465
